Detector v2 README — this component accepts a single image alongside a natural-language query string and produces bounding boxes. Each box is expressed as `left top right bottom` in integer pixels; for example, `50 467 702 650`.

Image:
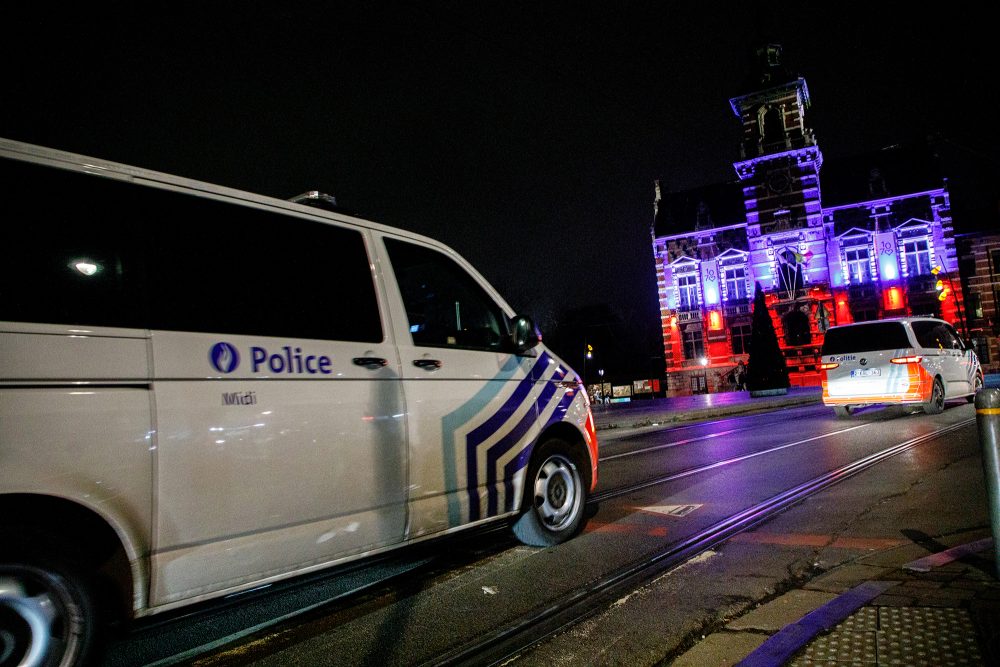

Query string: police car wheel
833 405 852 418
968 374 983 403
513 439 586 547
0 558 99 667
924 378 945 415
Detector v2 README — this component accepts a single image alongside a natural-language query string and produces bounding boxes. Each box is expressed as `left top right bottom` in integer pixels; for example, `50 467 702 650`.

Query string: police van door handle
353 357 388 369
413 359 443 371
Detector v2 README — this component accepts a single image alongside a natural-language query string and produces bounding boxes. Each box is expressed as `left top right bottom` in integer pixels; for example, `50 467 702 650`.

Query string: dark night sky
3 3 998 369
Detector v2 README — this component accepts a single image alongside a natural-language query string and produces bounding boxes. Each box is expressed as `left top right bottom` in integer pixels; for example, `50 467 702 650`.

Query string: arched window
760 106 784 145
776 248 803 297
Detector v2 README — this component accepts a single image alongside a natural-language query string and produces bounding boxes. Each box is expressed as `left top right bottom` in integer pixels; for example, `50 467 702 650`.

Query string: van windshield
821 322 911 355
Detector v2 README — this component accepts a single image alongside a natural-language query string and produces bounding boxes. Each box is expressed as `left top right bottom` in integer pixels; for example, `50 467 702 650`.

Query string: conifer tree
746 282 789 394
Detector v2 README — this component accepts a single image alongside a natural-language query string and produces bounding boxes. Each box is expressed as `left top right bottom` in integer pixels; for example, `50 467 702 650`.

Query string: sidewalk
586 382 1000 665
671 535 999 666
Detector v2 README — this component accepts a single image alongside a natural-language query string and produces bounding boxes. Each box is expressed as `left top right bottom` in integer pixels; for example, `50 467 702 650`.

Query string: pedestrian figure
735 361 747 391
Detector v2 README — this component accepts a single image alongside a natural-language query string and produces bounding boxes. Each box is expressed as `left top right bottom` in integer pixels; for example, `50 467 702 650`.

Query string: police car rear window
821 322 910 355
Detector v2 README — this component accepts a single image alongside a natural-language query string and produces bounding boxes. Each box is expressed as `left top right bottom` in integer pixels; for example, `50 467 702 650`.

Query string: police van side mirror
510 315 540 354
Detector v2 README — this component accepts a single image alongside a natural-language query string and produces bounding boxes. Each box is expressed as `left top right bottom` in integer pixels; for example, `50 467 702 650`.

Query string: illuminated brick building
958 233 1000 374
652 45 965 396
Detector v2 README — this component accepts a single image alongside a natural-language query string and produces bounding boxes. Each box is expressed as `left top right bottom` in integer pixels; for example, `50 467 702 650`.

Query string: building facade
958 234 1000 374
652 46 965 396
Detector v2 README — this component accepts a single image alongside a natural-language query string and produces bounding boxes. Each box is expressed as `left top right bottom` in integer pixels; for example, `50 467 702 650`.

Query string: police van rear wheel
833 405 852 418
924 378 945 415
513 439 586 547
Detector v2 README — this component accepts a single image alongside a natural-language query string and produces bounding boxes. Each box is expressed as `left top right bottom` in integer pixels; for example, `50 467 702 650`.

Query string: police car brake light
891 355 923 364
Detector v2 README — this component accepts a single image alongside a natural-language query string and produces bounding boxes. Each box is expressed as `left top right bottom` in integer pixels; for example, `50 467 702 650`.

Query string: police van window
144 192 382 342
912 320 960 350
384 238 508 351
0 155 382 342
821 322 910 355
1 157 144 329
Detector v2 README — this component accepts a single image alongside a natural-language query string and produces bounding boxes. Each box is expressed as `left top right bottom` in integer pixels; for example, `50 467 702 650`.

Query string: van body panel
373 233 590 536
0 385 153 558
149 331 407 606
0 327 150 381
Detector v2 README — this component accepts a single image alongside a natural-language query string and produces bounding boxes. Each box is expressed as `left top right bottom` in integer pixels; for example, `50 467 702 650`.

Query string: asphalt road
101 399 984 666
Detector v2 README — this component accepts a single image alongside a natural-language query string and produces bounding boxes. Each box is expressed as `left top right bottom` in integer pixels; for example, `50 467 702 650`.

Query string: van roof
0 137 451 255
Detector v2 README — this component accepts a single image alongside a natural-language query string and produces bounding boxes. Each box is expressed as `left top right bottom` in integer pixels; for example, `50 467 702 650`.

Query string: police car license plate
850 368 881 378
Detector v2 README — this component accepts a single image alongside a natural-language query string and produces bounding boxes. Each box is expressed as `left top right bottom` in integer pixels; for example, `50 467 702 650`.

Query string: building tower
728 44 832 378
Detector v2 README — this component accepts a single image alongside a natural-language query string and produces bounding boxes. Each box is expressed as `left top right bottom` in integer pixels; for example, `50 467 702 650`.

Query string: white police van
0 138 598 665
820 316 982 417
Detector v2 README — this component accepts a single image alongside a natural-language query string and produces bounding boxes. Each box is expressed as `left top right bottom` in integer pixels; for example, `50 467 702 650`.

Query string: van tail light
819 362 839 370
891 355 923 364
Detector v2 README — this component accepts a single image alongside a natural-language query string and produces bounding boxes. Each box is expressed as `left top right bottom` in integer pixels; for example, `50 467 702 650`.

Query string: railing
677 309 702 323
724 300 751 317
847 283 878 301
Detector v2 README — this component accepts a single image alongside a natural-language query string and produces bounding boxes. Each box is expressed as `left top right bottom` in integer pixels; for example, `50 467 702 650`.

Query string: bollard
975 388 1000 578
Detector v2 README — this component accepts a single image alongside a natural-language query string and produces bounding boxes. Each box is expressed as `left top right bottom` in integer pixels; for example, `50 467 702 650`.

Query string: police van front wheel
513 439 587 547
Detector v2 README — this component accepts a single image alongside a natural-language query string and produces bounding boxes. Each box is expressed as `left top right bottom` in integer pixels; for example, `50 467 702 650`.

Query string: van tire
968 374 983 403
924 378 945 415
512 439 587 547
0 554 101 667
833 405 852 418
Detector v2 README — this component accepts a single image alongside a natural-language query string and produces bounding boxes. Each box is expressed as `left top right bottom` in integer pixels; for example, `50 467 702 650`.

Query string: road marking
600 427 748 461
639 504 703 518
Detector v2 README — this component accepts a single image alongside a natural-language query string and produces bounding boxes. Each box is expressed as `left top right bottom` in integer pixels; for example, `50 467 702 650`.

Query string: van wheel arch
0 495 134 625
968 373 983 403
512 432 590 547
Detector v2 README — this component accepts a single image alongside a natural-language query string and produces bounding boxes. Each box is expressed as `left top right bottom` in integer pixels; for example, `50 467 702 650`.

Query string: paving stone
726 590 837 632
669 631 766 667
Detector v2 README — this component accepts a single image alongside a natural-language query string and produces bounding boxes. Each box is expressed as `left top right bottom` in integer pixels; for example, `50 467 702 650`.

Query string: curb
594 395 822 433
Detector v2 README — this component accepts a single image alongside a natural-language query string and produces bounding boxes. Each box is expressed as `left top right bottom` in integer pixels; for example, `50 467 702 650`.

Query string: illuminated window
845 247 870 283
903 239 932 276
682 327 704 360
678 274 699 310
724 267 748 300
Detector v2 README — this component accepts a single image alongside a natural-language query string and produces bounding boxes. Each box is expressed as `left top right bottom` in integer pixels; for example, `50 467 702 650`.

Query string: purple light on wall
704 284 720 305
878 252 898 281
